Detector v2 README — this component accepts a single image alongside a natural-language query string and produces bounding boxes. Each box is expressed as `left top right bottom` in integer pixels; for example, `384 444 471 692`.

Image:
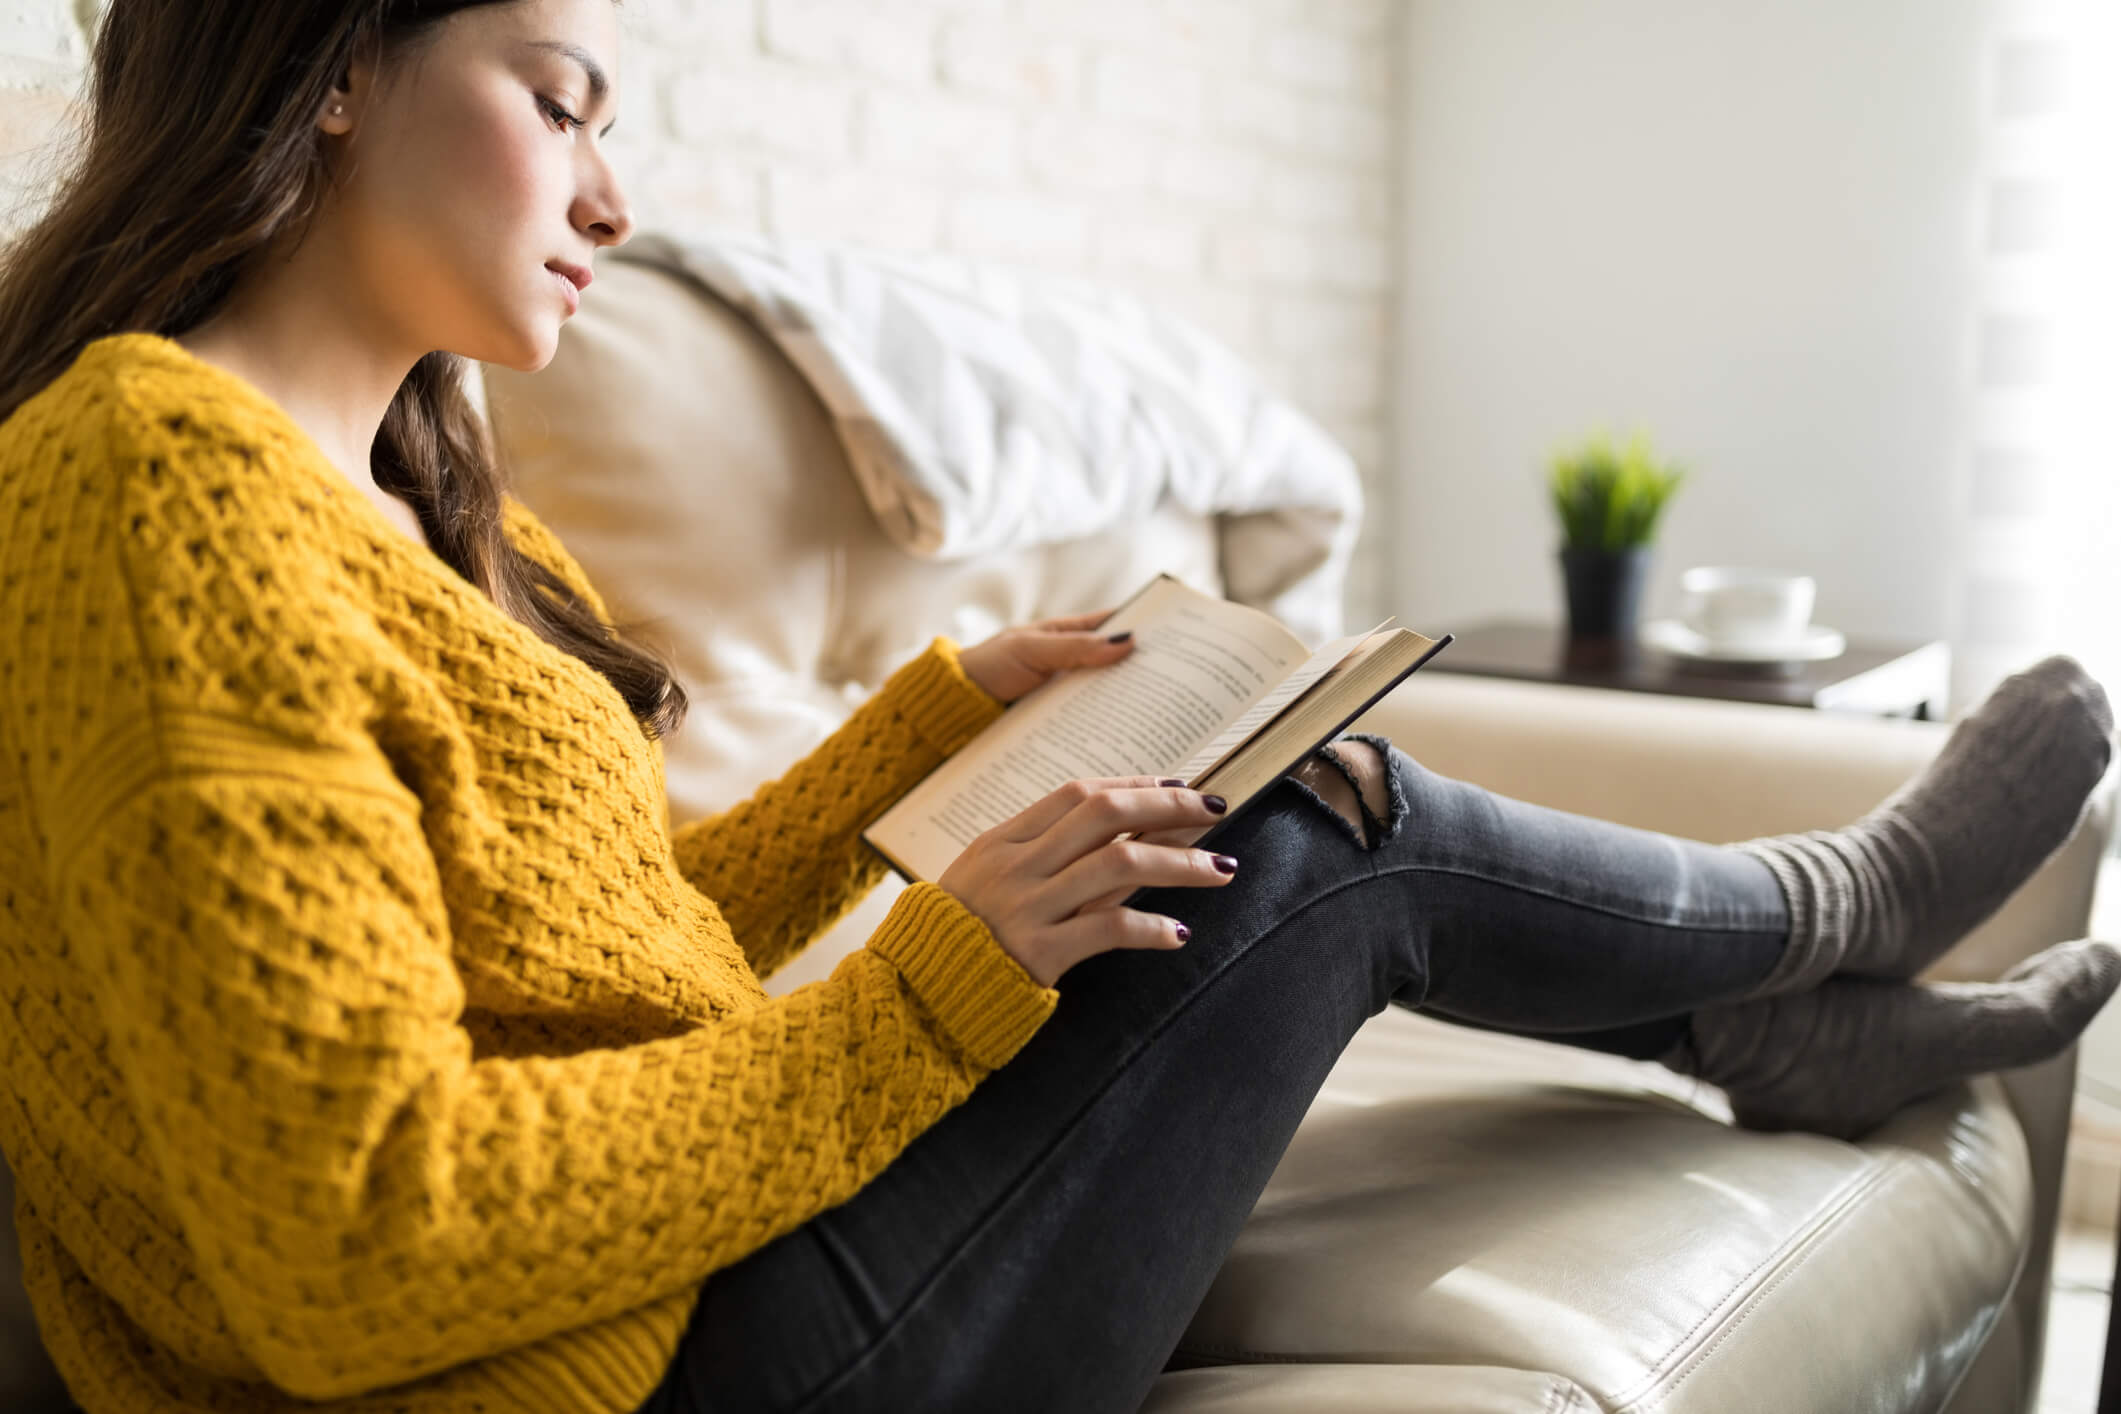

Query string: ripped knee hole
1295 740 1390 848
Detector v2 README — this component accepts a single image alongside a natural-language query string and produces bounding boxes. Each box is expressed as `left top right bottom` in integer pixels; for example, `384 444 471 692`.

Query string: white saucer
1642 618 1847 664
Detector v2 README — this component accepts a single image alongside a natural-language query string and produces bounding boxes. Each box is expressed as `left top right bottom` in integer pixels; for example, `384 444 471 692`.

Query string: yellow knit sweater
0 333 1061 1413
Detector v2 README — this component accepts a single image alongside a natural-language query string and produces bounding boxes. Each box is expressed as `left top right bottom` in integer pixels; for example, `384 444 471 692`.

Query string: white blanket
617 232 1364 647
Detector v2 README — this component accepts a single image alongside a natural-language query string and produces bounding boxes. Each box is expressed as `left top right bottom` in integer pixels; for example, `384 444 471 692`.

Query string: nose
576 159 634 250
586 202 633 249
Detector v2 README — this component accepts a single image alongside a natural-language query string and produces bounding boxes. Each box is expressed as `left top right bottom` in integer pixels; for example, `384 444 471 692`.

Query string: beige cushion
1143 1362 1597 1412
481 260 1226 836
1159 1007 2029 1413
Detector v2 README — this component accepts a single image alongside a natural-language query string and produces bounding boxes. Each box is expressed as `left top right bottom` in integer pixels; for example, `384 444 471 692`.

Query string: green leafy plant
1546 431 1687 552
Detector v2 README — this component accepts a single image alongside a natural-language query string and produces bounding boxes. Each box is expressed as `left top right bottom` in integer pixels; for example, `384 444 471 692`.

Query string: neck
174 225 423 488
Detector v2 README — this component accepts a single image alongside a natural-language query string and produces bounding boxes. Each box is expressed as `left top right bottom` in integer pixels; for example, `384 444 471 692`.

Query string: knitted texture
1726 652 2114 999
0 333 1059 1413
1660 937 2121 1140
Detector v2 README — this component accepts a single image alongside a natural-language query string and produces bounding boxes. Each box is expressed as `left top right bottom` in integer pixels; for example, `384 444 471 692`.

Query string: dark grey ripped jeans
635 733 1790 1414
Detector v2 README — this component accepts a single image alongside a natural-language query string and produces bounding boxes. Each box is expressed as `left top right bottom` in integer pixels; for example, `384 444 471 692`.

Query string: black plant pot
1558 544 1652 645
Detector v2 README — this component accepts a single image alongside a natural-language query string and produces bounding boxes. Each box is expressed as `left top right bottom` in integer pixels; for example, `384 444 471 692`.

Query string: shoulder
4 335 393 726
4 332 312 473
0 340 396 809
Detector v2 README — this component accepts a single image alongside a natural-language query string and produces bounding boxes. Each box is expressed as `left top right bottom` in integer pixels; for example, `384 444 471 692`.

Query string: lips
545 263 586 314
546 260 593 293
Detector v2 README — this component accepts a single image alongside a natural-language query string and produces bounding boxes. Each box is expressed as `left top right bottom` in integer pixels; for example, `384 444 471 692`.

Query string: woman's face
324 0 631 372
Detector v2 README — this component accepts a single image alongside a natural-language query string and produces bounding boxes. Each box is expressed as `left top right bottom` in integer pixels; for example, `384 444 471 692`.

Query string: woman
0 2 2114 1412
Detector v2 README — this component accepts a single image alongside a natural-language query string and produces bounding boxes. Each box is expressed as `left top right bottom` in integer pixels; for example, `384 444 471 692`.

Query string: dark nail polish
1106 631 1133 643
1212 854 1239 874
1175 924 1191 942
1202 794 1227 814
1158 777 1186 787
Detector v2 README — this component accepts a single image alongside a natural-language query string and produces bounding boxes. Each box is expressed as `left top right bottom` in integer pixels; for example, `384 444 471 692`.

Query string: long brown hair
0 0 687 740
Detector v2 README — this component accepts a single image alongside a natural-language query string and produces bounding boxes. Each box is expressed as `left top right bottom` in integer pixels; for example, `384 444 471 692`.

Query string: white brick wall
4 0 1403 626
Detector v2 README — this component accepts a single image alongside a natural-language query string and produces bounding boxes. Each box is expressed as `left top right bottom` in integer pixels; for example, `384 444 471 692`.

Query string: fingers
1037 609 1116 632
1000 775 1187 844
1131 822 1215 851
1119 818 1223 907
1040 902 1193 958
1016 781 1227 876
1041 834 1239 921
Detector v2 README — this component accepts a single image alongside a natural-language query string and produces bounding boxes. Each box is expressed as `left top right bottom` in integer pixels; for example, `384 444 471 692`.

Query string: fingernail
1212 854 1238 874
1106 631 1133 643
1175 924 1191 942
1202 794 1227 814
1158 777 1186 787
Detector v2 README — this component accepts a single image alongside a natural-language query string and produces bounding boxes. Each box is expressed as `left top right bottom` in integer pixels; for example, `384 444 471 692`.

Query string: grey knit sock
1730 654 2113 999
1659 937 2121 1141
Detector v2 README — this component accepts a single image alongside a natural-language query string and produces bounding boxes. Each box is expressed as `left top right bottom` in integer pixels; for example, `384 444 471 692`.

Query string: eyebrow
525 39 618 137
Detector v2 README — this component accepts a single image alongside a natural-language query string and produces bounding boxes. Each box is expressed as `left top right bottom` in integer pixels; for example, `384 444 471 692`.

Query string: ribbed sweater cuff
869 882 1059 1071
884 637 1007 758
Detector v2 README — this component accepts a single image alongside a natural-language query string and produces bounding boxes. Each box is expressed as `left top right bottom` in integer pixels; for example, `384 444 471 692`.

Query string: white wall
1391 0 2121 1229
1392 0 1999 690
1 0 1405 629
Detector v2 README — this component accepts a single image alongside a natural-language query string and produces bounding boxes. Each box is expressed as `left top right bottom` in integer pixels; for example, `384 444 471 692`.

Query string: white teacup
1677 567 1816 648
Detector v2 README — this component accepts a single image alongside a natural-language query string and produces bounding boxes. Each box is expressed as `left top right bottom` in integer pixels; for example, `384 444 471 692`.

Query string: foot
1660 937 2121 1141
1731 654 2113 996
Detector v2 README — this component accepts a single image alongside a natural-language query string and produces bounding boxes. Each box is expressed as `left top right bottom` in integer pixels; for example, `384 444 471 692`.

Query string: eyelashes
537 96 585 133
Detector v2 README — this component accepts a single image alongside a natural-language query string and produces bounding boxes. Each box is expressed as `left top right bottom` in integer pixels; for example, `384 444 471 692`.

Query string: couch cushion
1164 1006 2032 1413
1142 1363 1595 1412
480 259 1227 835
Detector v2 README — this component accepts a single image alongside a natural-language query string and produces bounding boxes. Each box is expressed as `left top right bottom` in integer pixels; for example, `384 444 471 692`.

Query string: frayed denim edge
1292 732 1403 851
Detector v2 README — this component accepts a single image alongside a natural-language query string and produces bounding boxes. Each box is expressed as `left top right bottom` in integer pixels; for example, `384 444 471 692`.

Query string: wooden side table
1423 619 1951 720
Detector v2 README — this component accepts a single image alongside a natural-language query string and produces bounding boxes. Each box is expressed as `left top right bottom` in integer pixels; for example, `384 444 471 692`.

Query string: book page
869 578 1312 878
1168 617 1394 783
1166 627 1448 856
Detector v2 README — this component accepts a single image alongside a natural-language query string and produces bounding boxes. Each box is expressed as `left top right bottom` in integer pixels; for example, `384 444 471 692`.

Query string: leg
1300 737 1695 1060
1336 732 1791 1032
1391 653 2117 1076
638 737 1797 1414
1289 737 1391 849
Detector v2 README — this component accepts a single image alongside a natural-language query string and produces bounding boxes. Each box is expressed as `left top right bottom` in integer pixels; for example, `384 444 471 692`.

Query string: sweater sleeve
46 741 1058 1400
667 636 1009 981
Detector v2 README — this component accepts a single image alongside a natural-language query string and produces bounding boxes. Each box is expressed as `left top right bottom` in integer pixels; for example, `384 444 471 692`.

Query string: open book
862 573 1453 887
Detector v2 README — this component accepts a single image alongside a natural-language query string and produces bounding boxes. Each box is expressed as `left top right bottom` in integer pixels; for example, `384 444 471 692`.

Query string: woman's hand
957 610 1134 706
938 776 1238 987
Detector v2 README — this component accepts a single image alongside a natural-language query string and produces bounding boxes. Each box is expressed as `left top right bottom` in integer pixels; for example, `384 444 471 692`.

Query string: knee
1293 738 1393 848
1326 740 1391 832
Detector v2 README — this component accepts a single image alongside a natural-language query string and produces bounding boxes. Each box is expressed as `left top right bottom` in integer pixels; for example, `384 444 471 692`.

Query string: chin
475 320 561 374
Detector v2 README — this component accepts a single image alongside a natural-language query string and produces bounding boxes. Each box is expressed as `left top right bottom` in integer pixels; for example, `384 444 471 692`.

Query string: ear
317 55 378 138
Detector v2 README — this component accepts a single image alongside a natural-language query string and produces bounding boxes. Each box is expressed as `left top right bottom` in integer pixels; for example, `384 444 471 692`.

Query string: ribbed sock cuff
1729 834 1832 998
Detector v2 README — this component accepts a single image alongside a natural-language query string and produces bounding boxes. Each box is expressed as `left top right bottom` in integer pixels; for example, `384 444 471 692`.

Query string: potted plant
1547 431 1686 649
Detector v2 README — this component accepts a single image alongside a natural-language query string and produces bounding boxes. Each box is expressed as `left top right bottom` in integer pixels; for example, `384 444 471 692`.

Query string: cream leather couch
475 258 2114 1413
0 256 2109 1412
